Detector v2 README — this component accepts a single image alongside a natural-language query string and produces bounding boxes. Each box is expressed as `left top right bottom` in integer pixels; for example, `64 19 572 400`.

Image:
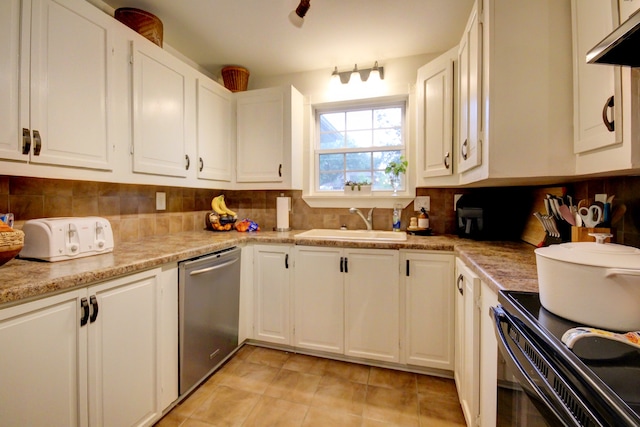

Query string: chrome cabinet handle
199 157 204 172
444 151 451 169
602 95 615 132
33 130 42 156
22 128 31 155
461 139 468 160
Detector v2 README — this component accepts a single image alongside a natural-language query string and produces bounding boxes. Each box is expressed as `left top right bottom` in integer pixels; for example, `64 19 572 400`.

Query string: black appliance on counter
492 290 640 426
456 191 530 240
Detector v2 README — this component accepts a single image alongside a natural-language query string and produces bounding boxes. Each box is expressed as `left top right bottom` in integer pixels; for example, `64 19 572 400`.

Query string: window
315 101 406 193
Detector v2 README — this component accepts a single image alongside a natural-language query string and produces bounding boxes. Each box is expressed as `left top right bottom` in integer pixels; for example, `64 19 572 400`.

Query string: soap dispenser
393 203 402 231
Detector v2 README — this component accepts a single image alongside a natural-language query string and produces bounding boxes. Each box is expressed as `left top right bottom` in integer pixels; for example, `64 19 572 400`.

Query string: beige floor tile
369 367 417 391
418 394 466 426
283 353 328 374
218 360 280 394
242 395 308 427
246 346 291 369
170 387 215 419
154 411 187 427
233 345 256 361
264 368 322 405
302 406 362 427
416 375 457 399
314 358 371 384
311 375 367 417
363 384 419 427
190 385 261 426
182 419 215 427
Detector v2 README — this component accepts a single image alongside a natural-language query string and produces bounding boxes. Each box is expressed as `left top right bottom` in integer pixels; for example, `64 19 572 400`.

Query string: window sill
302 193 414 209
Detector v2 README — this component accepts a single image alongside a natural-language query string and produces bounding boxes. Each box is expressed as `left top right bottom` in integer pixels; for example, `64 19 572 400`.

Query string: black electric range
495 290 640 426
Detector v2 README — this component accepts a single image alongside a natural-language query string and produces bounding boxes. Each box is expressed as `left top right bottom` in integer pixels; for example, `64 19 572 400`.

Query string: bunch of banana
211 195 237 218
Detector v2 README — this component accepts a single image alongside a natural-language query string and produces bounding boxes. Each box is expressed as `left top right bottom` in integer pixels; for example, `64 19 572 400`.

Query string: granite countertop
0 230 540 308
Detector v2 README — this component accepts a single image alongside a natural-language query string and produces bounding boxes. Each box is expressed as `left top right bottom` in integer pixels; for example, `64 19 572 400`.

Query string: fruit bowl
205 212 236 231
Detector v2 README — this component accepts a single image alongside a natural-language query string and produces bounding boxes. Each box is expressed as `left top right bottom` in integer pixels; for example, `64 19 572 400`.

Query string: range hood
587 9 640 66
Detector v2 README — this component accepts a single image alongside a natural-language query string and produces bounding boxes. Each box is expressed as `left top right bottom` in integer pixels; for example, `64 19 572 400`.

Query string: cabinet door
132 40 189 177
619 0 640 20
0 0 27 162
455 258 481 427
197 77 233 182
344 248 400 363
572 0 622 153
236 87 284 183
457 0 481 173
0 290 86 427
253 245 291 345
293 246 344 354
88 269 161 427
403 252 454 370
416 48 455 179
479 281 498 427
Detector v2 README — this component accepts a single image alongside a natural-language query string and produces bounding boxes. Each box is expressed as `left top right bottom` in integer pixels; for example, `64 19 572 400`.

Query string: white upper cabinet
457 1 482 175
415 47 456 183
459 0 576 185
235 85 303 189
573 0 640 175
196 77 233 182
571 0 622 154
0 0 113 170
131 38 191 178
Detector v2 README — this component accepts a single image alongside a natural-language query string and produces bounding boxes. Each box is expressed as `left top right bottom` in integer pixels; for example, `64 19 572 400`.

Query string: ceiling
101 0 474 78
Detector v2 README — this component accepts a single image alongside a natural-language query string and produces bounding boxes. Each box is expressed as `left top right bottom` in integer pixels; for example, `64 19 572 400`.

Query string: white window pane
319 172 344 190
320 112 346 131
319 153 344 172
320 132 345 149
373 128 402 147
345 152 372 171
346 130 373 148
374 108 402 128
346 110 372 130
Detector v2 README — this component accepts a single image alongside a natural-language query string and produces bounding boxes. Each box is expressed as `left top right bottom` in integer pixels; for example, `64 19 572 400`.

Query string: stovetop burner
500 290 640 423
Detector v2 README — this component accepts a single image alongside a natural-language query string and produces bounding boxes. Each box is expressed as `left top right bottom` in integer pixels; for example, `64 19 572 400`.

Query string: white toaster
19 217 114 262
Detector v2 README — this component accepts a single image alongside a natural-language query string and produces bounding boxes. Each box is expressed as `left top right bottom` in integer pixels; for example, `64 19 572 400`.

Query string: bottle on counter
393 203 402 231
418 207 429 229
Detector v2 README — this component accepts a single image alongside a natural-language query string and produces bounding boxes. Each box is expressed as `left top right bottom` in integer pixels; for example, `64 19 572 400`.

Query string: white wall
249 53 441 104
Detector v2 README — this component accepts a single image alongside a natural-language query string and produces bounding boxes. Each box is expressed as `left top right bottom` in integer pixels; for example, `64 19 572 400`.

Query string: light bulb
349 65 362 85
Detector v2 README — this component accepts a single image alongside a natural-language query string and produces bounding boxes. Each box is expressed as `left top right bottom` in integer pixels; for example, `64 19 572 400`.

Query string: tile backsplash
1 175 638 247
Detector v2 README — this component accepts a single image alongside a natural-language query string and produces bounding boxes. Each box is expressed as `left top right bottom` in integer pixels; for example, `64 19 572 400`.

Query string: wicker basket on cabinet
115 7 163 47
221 66 250 92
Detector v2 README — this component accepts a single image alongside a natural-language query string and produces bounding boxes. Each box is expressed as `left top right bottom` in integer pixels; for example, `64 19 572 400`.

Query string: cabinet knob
602 96 615 132
22 128 31 155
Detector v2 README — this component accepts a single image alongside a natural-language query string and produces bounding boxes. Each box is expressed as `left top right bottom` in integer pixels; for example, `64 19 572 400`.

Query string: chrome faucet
349 207 375 230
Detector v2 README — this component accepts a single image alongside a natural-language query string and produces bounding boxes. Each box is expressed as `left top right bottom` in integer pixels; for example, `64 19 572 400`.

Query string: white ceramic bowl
535 241 640 331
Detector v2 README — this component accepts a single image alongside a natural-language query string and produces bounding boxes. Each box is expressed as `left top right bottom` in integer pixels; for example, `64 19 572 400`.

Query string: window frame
312 97 409 195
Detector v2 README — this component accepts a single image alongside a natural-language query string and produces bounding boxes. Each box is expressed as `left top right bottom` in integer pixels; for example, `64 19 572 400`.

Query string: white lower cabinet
293 246 344 354
0 267 176 427
401 251 454 370
253 244 292 345
454 257 481 427
293 246 400 364
479 281 499 427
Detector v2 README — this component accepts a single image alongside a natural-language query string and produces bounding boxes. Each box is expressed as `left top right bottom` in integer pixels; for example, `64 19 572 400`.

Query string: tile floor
155 344 466 427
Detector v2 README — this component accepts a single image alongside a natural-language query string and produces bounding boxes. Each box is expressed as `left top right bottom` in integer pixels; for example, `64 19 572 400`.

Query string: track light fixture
330 61 385 85
289 0 310 28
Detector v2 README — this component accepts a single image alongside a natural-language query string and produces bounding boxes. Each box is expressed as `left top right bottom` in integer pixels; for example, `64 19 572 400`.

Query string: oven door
491 305 602 427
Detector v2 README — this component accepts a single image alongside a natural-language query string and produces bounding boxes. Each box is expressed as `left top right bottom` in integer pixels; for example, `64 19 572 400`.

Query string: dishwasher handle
189 257 239 276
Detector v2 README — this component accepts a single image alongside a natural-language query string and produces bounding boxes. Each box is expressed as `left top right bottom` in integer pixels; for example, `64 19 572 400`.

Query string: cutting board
520 187 565 247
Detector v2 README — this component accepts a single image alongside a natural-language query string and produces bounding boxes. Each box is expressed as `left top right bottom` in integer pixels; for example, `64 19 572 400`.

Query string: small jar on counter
418 208 429 229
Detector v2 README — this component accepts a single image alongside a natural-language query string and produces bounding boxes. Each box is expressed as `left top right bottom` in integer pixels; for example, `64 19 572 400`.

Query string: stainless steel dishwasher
178 246 241 396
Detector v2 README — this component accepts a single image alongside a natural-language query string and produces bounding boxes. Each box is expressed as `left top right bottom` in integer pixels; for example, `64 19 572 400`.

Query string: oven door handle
491 306 599 427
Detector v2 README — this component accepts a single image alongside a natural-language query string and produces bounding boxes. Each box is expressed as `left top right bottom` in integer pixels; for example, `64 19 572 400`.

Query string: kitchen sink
294 229 407 242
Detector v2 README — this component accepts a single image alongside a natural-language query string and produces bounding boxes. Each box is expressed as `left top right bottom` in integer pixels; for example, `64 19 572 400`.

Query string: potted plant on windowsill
385 156 408 196
344 180 372 195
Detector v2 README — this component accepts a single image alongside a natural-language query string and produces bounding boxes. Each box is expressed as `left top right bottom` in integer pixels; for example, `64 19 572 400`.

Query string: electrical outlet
156 192 166 211
414 196 430 212
454 194 463 211
595 193 608 203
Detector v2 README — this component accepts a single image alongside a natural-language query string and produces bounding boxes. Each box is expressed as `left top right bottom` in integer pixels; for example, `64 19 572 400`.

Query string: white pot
535 241 640 331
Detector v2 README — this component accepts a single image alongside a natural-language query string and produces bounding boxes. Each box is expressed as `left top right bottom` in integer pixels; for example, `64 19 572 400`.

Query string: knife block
571 227 615 243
